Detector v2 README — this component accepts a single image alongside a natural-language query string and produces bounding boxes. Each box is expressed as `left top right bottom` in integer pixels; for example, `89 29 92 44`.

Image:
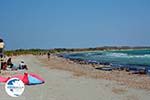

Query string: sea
62 49 150 70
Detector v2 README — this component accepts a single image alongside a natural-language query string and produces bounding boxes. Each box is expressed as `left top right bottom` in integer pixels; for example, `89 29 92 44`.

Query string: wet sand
0 55 150 100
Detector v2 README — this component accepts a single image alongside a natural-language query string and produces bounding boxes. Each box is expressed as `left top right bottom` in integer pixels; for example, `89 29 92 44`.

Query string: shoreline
57 52 150 75
38 55 150 90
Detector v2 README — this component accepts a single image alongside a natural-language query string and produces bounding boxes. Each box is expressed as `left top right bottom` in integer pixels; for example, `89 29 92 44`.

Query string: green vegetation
4 46 150 56
4 49 47 56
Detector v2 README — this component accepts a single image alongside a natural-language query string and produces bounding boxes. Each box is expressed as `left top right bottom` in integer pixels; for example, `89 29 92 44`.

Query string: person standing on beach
47 52 50 60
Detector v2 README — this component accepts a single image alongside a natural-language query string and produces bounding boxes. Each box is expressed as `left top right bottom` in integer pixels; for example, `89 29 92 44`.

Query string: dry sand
39 55 150 90
0 55 150 100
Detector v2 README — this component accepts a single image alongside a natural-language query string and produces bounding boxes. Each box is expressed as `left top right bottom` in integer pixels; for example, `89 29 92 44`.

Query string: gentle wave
105 53 128 57
104 52 150 58
64 50 150 68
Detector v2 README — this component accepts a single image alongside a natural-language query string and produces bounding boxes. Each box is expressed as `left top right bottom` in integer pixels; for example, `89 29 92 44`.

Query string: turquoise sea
63 49 150 69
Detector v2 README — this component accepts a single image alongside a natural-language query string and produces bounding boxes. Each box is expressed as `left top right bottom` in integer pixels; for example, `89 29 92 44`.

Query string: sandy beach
0 55 150 100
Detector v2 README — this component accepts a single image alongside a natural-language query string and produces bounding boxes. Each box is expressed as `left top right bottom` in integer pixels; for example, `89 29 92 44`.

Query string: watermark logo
5 78 25 97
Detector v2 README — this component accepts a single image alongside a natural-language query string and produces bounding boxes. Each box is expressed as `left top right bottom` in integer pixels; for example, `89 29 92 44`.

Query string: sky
0 0 150 50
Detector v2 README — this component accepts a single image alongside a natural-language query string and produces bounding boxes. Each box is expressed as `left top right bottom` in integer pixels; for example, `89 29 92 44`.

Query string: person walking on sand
47 52 50 60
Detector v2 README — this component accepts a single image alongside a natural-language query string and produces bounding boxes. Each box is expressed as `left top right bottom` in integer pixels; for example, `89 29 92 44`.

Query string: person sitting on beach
1 62 7 70
6 57 13 68
19 61 28 70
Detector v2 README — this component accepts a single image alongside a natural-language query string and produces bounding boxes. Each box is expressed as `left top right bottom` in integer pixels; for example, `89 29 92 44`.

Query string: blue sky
0 0 150 50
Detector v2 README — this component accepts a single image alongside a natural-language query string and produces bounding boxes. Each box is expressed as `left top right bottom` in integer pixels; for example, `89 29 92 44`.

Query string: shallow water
63 49 150 68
